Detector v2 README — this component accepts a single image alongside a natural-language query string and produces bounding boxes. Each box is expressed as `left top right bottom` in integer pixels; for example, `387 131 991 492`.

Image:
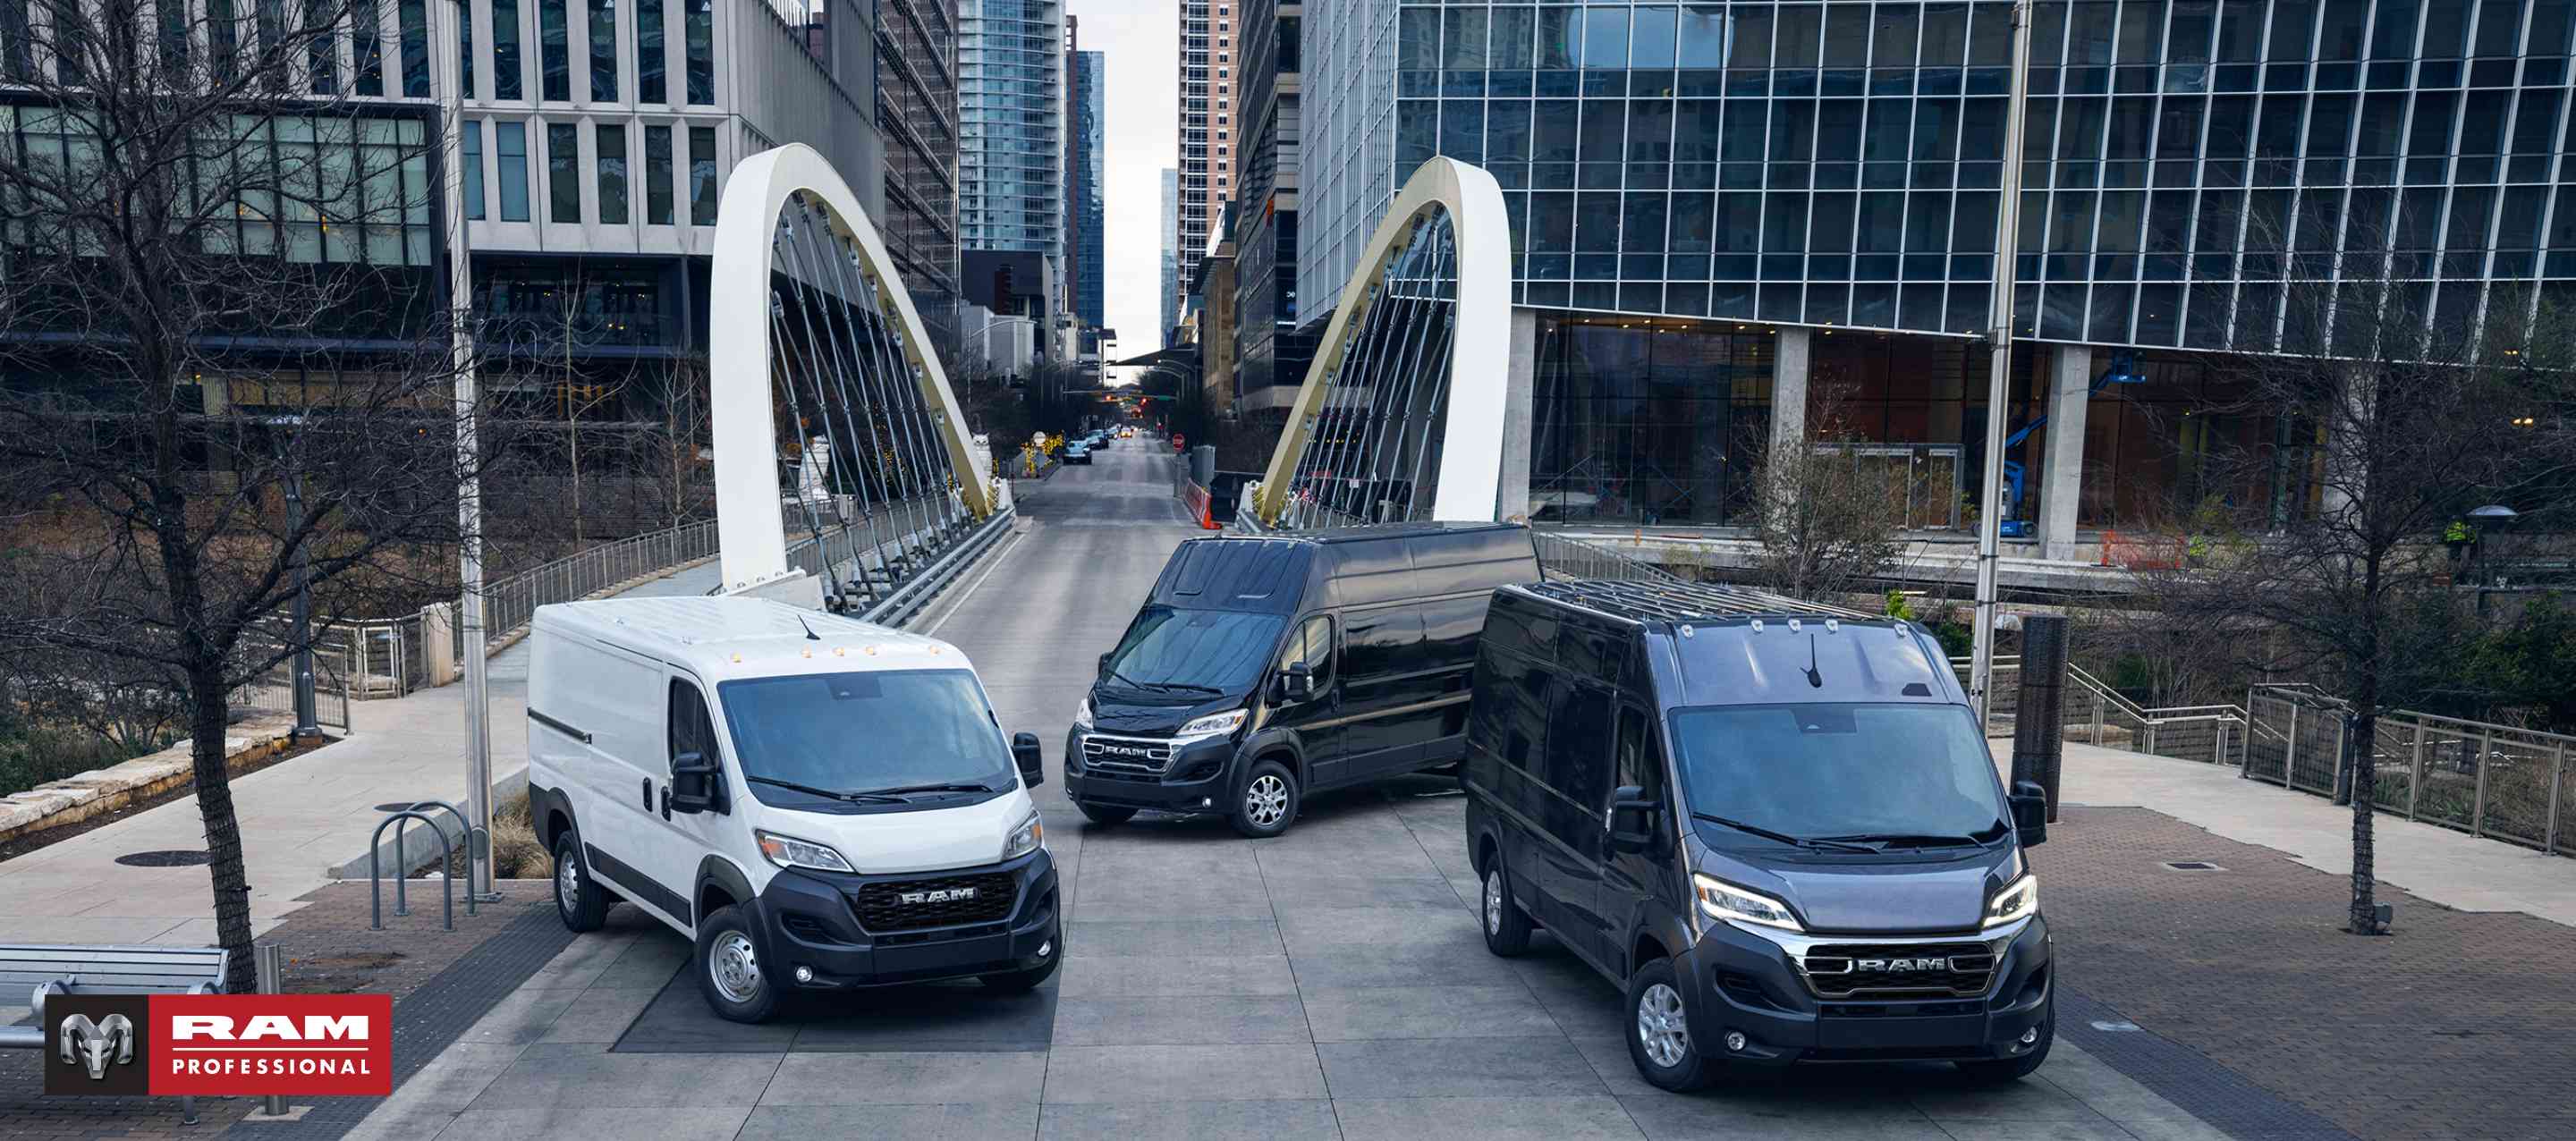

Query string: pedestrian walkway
2036 741 2576 928
0 559 727 950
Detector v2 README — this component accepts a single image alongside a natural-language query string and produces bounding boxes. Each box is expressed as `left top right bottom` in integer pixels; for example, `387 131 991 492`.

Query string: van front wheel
1230 760 1299 838
695 906 780 1024
1626 958 1723 1093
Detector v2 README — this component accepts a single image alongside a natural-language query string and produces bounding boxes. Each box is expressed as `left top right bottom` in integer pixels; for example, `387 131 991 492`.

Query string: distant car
1063 442 1092 465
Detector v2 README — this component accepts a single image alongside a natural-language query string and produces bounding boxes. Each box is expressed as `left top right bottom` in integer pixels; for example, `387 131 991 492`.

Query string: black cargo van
1068 523 1539 837
1462 579 2055 1090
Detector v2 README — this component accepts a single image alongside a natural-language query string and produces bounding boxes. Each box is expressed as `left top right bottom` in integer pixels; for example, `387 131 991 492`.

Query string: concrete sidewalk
2029 741 2576 928
0 559 725 948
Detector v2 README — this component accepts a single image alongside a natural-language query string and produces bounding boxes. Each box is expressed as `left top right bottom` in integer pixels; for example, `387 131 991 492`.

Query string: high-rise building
959 0 1067 270
1300 0 2576 553
1175 0 1238 328
1068 47 1106 331
1162 167 1182 342
1230 0 1310 416
877 0 965 368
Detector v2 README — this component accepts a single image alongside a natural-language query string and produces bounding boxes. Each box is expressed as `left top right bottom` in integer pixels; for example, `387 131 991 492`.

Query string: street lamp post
436 0 496 900
1970 0 2036 731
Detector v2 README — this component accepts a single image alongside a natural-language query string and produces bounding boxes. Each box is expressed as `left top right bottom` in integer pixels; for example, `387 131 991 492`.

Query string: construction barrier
1180 480 1222 530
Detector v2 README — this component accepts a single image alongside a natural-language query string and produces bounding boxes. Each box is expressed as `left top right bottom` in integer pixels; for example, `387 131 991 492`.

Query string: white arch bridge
701 144 1008 618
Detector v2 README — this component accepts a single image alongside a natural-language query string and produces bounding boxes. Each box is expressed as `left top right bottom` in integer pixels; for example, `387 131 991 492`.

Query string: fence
2244 689 2572 857
1530 530 1690 585
1959 655 2243 768
228 643 352 732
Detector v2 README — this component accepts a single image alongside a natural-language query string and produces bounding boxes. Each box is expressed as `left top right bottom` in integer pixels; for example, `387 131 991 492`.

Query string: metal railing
1957 655 2246 768
1532 530 1690 585
228 643 352 732
2245 689 2572 857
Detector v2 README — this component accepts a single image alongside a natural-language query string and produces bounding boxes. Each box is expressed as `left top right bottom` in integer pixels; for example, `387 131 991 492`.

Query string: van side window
668 679 719 773
1544 681 1612 841
1279 615 1335 690
1615 706 1661 803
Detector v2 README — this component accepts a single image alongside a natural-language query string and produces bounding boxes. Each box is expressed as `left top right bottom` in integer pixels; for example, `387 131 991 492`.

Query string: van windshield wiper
853 782 996 798
1102 669 1222 696
1690 813 1877 853
1808 833 1988 849
745 775 906 804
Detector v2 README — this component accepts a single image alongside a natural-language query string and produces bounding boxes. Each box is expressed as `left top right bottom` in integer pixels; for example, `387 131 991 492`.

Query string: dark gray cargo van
1067 523 1538 837
1462 579 2055 1091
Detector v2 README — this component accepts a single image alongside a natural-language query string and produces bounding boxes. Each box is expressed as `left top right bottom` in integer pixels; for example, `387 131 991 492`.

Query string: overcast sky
1070 0 1179 362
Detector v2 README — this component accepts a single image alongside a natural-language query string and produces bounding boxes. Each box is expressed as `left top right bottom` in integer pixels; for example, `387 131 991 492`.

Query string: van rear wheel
1230 760 1299 838
1626 958 1723 1093
1479 857 1532 956
551 826 608 933
1076 802 1137 826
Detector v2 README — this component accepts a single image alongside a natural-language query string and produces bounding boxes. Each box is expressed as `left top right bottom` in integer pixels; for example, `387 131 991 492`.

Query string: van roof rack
1515 579 1877 624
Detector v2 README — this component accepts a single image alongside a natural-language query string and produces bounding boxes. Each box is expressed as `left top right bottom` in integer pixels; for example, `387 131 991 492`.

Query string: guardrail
1531 530 1690 585
852 506 1018 629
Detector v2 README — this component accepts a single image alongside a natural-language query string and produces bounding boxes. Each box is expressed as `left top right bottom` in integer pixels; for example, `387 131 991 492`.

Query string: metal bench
2 943 230 1123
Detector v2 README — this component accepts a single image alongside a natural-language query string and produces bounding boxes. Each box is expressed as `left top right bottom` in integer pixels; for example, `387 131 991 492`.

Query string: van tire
695 905 779 1024
979 953 1062 993
1625 958 1723 1093
1076 802 1138 826
1479 857 1533 956
551 827 609 933
1955 1001 2054 1084
1230 759 1299 838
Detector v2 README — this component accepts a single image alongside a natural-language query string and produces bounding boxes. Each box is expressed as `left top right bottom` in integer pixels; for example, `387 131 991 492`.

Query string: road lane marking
926 527 1030 637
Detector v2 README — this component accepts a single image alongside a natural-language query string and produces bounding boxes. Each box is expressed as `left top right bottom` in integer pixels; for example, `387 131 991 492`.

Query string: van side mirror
1607 785 1660 854
2010 780 2048 847
669 751 721 815
1097 652 1111 677
1281 661 1316 701
1013 732 1045 788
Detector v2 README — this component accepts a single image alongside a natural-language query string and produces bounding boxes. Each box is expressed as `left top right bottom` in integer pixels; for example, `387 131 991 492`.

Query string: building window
689 124 716 224
496 120 530 221
463 119 487 220
589 0 616 101
400 0 429 97
459 0 476 97
354 0 384 96
493 0 522 99
597 123 628 224
540 0 570 100
307 0 338 93
547 121 580 223
685 0 712 104
637 0 665 103
645 124 674 224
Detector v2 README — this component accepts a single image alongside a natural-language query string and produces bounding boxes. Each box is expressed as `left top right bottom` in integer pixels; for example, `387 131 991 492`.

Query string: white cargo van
525 596 1057 1022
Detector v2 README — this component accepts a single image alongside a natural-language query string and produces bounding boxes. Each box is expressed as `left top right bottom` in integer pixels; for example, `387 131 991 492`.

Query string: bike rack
386 799 483 918
369 811 455 931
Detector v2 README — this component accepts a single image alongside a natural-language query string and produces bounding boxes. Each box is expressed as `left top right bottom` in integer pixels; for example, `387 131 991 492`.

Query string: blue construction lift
1995 352 2148 538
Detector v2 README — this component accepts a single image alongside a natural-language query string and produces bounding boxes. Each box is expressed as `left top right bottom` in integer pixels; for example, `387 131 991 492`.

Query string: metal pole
284 461 320 739
1969 0 2036 728
2284 701 2300 789
2473 731 2493 837
438 0 496 902
2546 741 2564 856
2409 723 2426 820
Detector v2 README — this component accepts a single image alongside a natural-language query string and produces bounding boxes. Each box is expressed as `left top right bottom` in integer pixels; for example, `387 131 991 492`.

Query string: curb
0 716 306 846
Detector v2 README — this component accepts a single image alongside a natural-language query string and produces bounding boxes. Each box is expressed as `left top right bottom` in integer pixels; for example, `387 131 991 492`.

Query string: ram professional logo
899 886 978 905
58 1014 137 1081
1097 743 1155 758
1855 957 1952 973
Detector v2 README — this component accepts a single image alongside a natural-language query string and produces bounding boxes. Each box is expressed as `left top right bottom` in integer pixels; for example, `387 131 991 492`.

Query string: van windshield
1667 704 2008 847
1098 606 1282 697
717 669 1012 799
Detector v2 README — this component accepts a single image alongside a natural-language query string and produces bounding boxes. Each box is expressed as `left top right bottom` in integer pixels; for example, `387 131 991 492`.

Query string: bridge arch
708 143 993 601
1252 157 1512 528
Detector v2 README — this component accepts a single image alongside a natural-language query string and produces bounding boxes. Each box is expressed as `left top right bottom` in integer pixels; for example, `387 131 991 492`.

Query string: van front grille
852 873 1018 933
1797 942 1996 999
1080 734 1175 775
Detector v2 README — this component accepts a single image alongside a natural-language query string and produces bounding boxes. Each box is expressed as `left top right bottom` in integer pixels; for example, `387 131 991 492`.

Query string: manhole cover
2161 860 2226 872
116 849 212 867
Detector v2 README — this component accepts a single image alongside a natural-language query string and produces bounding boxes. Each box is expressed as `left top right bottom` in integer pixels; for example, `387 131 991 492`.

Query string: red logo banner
146 994 393 1097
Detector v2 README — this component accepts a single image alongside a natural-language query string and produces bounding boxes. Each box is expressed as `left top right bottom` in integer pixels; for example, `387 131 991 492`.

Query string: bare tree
0 0 502 992
2145 265 2576 934
1747 397 1907 602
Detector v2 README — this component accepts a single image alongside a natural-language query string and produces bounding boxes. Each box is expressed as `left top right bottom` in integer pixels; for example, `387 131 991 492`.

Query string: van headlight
757 830 855 874
1003 808 1046 860
1985 874 2038 926
1072 697 1094 732
1692 875 1803 932
1174 707 1247 743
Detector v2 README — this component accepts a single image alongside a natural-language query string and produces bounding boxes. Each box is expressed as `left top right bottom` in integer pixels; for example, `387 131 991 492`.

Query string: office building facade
877 0 966 366
1300 0 2576 550
1232 0 1317 414
1069 47 1106 330
1177 0 1240 326
959 0 1066 271
1164 166 1183 342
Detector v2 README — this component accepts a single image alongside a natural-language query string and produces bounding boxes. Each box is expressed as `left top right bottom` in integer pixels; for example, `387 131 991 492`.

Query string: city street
331 446 2244 1141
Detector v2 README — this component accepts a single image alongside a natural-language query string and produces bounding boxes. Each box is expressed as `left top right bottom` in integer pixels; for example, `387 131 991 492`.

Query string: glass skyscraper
960 0 1067 264
1300 0 2576 537
1071 48 1107 330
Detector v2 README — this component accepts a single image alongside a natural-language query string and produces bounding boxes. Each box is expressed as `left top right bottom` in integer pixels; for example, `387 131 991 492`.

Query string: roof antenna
798 614 822 641
1803 634 1825 689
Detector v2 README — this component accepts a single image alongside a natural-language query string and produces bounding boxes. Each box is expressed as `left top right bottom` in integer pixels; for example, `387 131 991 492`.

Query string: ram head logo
58 1013 136 1081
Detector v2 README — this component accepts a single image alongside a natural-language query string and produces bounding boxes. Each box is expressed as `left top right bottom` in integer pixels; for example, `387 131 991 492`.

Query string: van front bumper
750 848 1060 990
1675 912 2053 1066
1063 728 1238 813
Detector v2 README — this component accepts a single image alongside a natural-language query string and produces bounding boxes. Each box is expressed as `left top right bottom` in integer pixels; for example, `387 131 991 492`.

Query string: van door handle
640 778 652 811
660 786 672 822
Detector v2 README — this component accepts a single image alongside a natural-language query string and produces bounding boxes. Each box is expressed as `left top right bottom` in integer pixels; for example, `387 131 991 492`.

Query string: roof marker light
834 646 846 656
1750 619 1765 633
730 653 742 663
1681 624 1695 638
1787 618 1803 633
1826 619 1840 634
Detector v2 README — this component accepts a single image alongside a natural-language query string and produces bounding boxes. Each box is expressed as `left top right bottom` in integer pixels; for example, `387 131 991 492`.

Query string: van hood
1087 688 1250 735
1698 845 2015 935
754 788 1038 875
